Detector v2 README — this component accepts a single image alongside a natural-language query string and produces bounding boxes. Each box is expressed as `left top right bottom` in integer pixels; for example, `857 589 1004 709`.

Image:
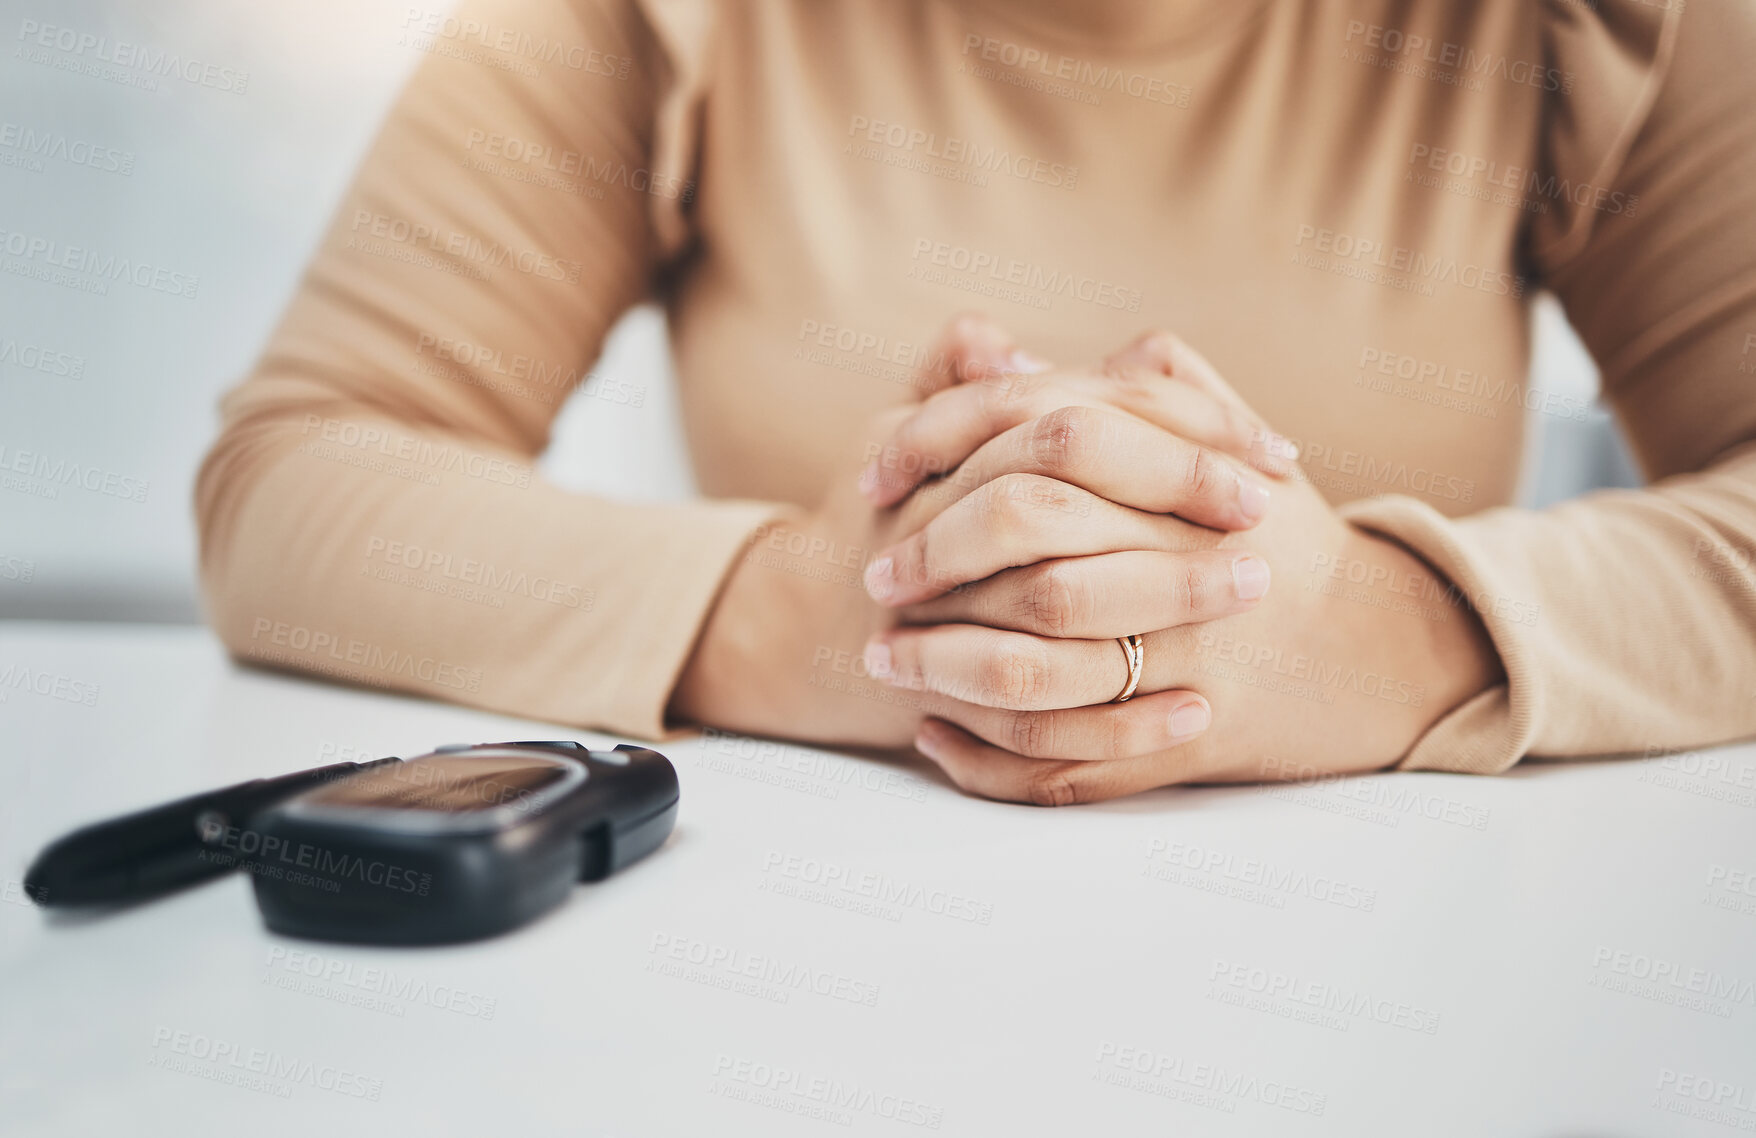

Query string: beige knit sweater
197 0 1756 774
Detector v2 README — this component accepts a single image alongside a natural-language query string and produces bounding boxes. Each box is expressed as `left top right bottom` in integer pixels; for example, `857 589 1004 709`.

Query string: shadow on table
895 746 1683 815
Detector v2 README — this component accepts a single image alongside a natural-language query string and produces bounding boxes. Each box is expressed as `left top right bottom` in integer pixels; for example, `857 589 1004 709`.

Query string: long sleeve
1341 0 1756 773
195 0 783 738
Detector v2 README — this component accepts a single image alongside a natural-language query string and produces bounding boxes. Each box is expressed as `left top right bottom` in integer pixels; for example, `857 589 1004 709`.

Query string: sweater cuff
583 499 788 740
1337 495 1542 774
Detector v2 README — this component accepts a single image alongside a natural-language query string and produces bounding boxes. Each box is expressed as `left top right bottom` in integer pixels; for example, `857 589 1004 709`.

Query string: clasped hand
673 316 1500 804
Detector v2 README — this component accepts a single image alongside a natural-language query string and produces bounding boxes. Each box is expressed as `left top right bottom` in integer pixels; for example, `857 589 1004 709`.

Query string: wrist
1324 526 1505 763
669 511 812 732
668 510 917 749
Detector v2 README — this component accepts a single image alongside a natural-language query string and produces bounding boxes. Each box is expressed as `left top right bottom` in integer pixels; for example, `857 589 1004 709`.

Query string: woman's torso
666 0 1551 514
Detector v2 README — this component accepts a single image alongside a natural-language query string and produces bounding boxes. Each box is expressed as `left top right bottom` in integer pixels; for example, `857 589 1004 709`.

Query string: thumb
1102 331 1299 463
917 313 1050 392
1105 331 1255 416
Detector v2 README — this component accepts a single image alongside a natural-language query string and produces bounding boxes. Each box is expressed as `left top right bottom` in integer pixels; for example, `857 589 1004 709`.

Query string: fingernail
1007 349 1051 375
1237 478 1270 522
863 639 892 678
864 557 894 601
1168 702 1211 740
1264 432 1299 461
1232 555 1271 602
914 719 947 757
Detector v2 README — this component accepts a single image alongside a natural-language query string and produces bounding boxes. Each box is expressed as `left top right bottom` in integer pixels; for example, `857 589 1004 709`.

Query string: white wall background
0 0 1637 624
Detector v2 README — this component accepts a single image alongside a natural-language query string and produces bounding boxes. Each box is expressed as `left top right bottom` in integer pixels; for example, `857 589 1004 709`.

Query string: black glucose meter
241 741 678 944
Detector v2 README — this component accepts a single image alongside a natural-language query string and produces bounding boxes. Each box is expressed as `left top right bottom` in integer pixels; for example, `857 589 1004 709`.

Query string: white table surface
1 621 1752 1137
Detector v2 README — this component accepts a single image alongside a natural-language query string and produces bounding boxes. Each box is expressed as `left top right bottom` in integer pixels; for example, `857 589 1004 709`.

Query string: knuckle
1141 330 1183 366
906 390 952 435
1025 766 1082 808
1100 710 1134 762
1018 561 1084 636
1026 405 1093 475
906 531 943 593
1112 369 1158 405
1006 710 1055 757
982 473 1047 539
978 639 1051 707
1034 472 1083 518
1178 560 1210 619
1180 447 1226 505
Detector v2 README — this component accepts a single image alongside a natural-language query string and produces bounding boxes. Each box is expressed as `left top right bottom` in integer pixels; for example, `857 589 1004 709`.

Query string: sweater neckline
939 0 1271 58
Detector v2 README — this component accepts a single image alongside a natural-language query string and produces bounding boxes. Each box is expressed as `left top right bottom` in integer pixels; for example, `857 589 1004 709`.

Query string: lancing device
22 758 402 906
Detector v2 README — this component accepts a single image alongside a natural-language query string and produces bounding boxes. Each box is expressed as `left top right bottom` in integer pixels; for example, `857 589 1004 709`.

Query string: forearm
1341 445 1756 771
199 413 779 738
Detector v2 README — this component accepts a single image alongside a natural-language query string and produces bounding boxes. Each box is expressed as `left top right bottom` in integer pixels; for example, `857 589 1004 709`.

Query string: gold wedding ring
1113 634 1145 703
